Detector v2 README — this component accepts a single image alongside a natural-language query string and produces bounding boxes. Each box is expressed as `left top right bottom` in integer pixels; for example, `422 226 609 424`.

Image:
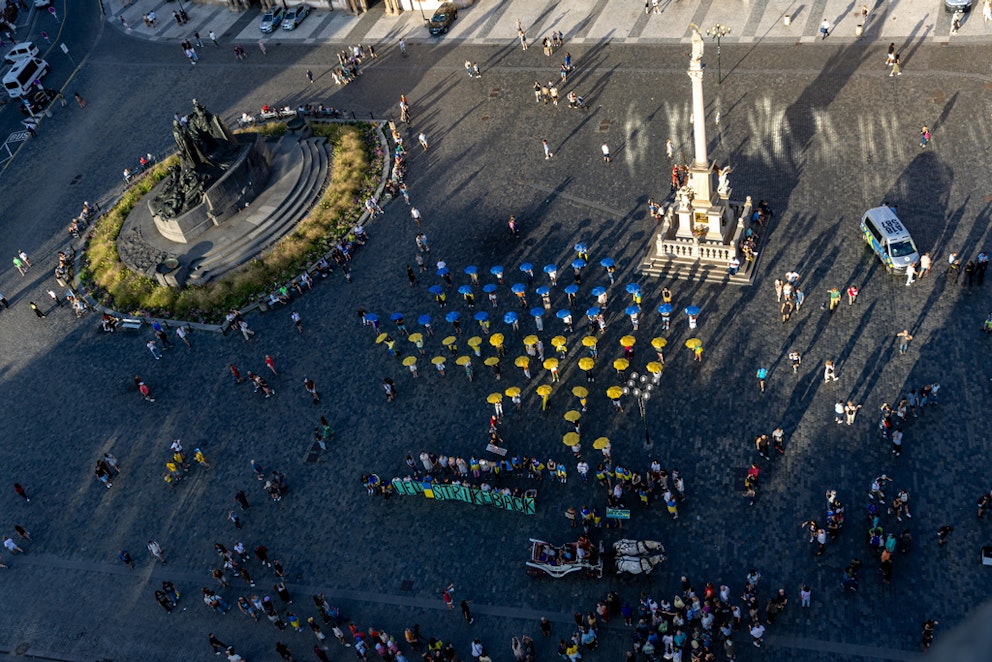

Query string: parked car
944 0 972 11
3 42 39 65
259 7 284 33
282 3 311 30
34 0 53 8
860 206 919 273
428 2 457 35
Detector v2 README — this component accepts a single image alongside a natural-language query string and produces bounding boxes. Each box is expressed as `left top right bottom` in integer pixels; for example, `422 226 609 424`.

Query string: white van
3 42 39 65
3 57 48 98
860 206 920 273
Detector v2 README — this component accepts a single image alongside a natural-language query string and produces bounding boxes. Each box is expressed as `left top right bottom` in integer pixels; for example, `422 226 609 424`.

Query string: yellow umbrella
685 337 702 349
536 384 553 396
651 337 668 349
606 386 624 399
613 358 630 372
408 333 424 343
562 432 580 447
563 410 581 422
487 392 503 404
593 436 611 450
455 355 472 366
402 356 418 367
505 386 522 397
514 356 530 368
578 357 596 371
442 335 457 346
489 333 505 347
484 357 500 366
523 334 539 346
581 336 598 347
467 336 483 348
375 333 389 344
431 356 447 365
620 335 636 347
572 386 589 398
551 335 567 348
646 361 663 374
543 358 559 370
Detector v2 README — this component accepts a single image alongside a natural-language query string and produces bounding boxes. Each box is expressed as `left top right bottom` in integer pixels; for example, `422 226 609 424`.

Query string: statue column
688 65 707 170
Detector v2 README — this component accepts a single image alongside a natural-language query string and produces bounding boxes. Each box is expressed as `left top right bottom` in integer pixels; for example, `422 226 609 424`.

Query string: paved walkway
1 3 991 660
109 0 989 47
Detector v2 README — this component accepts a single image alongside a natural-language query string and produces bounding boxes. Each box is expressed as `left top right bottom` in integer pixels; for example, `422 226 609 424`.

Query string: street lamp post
706 24 731 85
623 372 654 449
417 0 428 24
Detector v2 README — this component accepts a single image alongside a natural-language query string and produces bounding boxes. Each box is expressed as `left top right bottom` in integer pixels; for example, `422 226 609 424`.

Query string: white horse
613 539 665 557
616 553 666 575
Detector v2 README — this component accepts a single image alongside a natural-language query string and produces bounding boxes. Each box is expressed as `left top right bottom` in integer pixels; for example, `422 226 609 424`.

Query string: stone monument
640 24 752 283
148 99 272 245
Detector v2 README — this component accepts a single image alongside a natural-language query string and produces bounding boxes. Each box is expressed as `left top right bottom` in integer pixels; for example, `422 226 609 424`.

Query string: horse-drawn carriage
612 539 667 575
525 537 603 578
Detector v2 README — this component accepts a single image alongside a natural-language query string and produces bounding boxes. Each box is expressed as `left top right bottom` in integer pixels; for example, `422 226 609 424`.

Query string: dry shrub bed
80 122 382 323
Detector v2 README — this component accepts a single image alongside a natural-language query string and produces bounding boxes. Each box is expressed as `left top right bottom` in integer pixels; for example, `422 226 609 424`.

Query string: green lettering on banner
450 484 472 503
432 484 454 501
389 480 536 514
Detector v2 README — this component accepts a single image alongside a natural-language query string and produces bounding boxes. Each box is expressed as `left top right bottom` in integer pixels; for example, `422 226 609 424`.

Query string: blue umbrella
474 311 489 322
503 312 518 324
657 303 674 314
600 258 615 268
428 285 443 295
511 283 527 294
625 283 641 294
556 309 572 319
436 267 450 276
572 258 587 269
490 266 504 276
445 311 461 323
586 307 601 317
519 263 534 272
591 286 607 297
418 314 432 326
536 286 551 296
564 284 580 295
685 306 700 316
543 264 557 274
390 312 405 321
364 313 379 323
464 265 478 275
482 284 497 293
457 285 473 295
530 307 545 318
574 243 588 253
624 306 640 316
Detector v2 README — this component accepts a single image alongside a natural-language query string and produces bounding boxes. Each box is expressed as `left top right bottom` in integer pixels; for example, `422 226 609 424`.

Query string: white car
3 42 39 65
34 0 53 8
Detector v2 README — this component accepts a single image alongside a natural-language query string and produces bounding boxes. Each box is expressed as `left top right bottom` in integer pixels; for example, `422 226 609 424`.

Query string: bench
120 318 144 330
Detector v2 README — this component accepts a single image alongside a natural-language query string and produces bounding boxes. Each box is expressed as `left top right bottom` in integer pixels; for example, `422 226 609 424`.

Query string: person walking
46 289 63 307
461 599 475 624
208 633 227 655
756 367 768 392
209 30 219 46
74 92 86 108
937 525 954 546
28 302 45 318
176 324 191 348
920 125 930 148
418 132 429 151
890 53 901 76
258 39 267 55
13 483 29 502
819 18 830 38
147 540 166 564
542 139 553 159
235 490 250 510
291 310 303 333
146 340 162 360
896 329 913 354
306 69 314 84
118 549 134 569
601 143 611 163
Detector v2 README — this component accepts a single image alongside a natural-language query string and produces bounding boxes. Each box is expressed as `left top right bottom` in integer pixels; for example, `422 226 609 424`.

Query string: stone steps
639 255 756 285
188 136 332 283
